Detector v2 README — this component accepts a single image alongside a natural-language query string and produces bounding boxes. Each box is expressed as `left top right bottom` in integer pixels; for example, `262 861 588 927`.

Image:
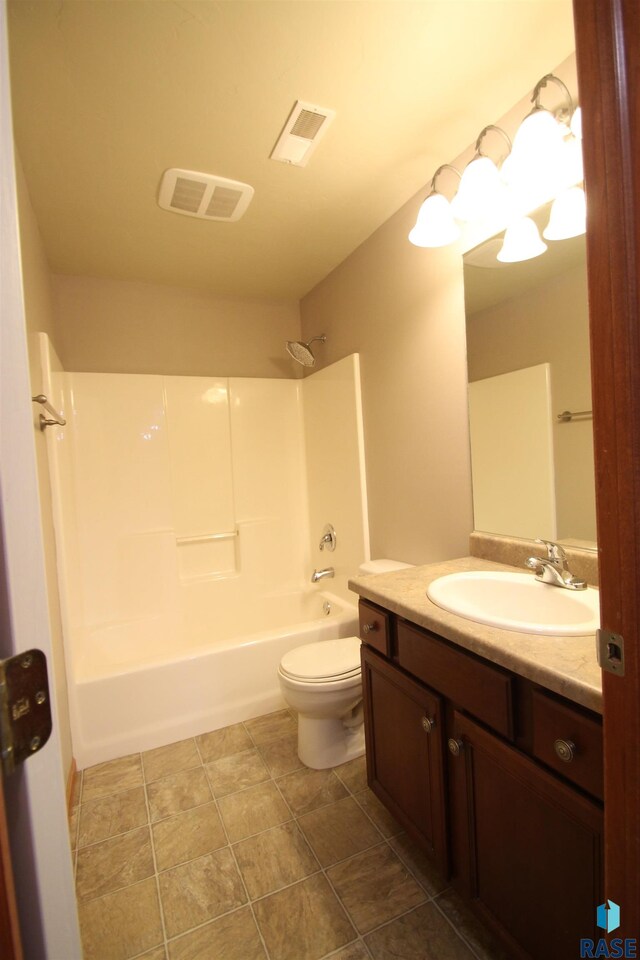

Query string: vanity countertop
348 555 603 714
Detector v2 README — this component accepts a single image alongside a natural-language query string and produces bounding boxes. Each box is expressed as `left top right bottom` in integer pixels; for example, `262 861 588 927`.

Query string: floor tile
297 796 382 867
276 767 348 816
389 834 449 897
355 788 403 838
78 786 148 847
167 905 266 960
257 734 303 777
329 943 371 960
205 747 270 798
147 767 212 822
82 754 143 803
365 901 476 959
327 844 426 934
138 949 167 960
158 847 247 939
78 876 162 960
233 820 320 899
245 709 297 745
142 738 200 783
218 780 291 842
435 888 512 960
152 801 227 871
196 723 253 762
333 756 368 794
76 825 154 902
253 873 355 960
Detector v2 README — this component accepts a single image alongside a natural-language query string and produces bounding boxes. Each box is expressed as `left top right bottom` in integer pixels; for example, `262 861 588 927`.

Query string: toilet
278 559 413 769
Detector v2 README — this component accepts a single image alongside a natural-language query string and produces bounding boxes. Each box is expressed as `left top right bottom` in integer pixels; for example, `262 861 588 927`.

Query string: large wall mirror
463 202 596 548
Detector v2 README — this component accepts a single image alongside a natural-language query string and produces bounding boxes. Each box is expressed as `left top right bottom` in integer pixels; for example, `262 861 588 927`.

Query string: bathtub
72 589 358 768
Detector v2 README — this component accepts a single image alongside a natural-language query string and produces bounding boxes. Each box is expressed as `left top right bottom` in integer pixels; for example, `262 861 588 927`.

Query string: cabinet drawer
359 600 391 656
396 620 514 739
531 689 603 800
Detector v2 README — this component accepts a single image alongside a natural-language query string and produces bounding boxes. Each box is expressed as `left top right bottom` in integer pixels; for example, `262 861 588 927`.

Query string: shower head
285 335 327 367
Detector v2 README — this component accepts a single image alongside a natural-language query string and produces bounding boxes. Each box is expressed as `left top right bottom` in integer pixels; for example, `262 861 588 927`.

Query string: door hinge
596 629 625 677
0 649 52 776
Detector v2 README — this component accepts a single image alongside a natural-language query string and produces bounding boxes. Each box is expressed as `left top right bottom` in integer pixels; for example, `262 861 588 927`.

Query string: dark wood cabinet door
449 710 603 960
361 645 448 874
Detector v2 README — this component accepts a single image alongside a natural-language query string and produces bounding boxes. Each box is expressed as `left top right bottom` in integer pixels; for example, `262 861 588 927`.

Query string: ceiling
7 1 576 301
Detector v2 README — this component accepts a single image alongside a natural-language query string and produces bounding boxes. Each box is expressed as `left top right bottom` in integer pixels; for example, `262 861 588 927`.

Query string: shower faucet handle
319 524 337 552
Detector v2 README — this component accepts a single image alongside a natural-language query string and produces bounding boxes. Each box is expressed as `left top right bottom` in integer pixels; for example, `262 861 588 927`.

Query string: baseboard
66 758 77 814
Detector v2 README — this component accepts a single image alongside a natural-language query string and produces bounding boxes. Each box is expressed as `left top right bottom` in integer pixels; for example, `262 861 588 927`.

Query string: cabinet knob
448 738 464 757
421 716 436 734
553 738 576 763
362 622 378 635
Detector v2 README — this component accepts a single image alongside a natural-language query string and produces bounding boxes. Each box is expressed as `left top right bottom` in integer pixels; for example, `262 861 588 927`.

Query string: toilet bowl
278 559 413 769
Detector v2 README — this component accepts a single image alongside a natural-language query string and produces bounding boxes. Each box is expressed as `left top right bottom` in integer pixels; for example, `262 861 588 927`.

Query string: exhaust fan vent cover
270 100 336 167
158 169 254 221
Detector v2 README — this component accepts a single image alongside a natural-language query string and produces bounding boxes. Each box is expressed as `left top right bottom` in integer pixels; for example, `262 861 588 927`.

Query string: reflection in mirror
464 202 596 548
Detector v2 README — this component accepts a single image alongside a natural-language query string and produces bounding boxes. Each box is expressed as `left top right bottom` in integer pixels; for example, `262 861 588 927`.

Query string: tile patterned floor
69 710 508 960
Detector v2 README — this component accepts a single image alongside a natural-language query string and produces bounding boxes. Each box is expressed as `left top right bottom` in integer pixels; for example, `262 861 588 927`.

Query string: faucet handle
318 524 337 552
535 539 567 565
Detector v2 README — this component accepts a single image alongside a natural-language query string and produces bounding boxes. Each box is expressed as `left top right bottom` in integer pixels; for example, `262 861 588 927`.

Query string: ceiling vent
270 100 336 167
158 169 254 221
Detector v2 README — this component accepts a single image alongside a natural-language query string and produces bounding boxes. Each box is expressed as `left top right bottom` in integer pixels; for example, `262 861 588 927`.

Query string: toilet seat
279 636 361 684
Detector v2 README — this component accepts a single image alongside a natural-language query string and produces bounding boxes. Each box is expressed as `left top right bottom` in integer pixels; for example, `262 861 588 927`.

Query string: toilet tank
358 559 414 575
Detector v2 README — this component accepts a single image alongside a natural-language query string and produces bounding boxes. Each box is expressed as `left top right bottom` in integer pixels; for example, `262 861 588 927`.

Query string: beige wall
301 197 473 566
52 275 302 378
15 155 74 781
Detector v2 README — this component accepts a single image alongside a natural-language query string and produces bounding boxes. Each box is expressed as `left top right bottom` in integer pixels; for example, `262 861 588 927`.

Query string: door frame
573 0 640 937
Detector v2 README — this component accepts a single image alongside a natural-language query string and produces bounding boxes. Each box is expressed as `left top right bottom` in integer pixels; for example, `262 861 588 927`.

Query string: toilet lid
280 636 361 681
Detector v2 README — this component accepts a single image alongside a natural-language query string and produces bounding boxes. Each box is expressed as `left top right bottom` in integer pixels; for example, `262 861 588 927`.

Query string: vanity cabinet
359 600 603 960
361 647 448 873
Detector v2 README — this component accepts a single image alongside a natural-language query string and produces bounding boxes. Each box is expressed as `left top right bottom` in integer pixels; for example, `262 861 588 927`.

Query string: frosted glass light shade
497 217 547 263
451 156 504 222
408 193 460 247
571 106 582 140
543 186 586 240
502 109 567 202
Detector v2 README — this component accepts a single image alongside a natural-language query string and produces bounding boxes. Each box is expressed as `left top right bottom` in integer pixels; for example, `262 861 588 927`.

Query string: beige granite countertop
348 556 603 714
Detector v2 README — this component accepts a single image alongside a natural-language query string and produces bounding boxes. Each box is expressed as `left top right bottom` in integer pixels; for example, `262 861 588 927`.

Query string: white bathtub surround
39 337 369 767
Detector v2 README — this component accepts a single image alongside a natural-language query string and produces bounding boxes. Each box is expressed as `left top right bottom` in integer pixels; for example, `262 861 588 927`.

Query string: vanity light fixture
450 125 512 222
408 73 585 254
497 216 547 263
408 164 462 248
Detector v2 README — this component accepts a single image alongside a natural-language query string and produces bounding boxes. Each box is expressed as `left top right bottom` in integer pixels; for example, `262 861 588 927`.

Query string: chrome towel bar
32 394 66 430
556 409 593 423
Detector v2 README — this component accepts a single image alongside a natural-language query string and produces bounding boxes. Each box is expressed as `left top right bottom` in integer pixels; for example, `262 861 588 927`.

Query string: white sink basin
426 571 600 636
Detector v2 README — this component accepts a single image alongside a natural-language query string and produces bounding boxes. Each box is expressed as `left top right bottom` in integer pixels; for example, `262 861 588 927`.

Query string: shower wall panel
59 372 308 661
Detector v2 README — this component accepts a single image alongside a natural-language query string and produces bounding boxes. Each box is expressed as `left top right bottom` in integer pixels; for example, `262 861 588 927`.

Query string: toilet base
297 712 365 770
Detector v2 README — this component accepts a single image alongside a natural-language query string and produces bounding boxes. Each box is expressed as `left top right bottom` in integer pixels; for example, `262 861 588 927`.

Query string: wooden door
0 776 22 960
361 646 448 874
573 0 640 936
449 711 603 960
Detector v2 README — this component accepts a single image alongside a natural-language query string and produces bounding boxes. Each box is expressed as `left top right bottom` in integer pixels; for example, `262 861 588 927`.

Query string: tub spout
311 567 334 583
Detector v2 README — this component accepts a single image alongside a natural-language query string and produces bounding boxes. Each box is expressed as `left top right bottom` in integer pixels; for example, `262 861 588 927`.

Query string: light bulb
497 217 547 263
408 193 460 248
543 186 587 240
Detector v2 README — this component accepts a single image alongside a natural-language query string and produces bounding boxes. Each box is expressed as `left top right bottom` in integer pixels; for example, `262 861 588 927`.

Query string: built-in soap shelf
176 528 239 581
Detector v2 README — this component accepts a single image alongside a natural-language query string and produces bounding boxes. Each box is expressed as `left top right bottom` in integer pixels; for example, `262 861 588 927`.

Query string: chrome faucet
525 539 587 590
311 567 335 583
